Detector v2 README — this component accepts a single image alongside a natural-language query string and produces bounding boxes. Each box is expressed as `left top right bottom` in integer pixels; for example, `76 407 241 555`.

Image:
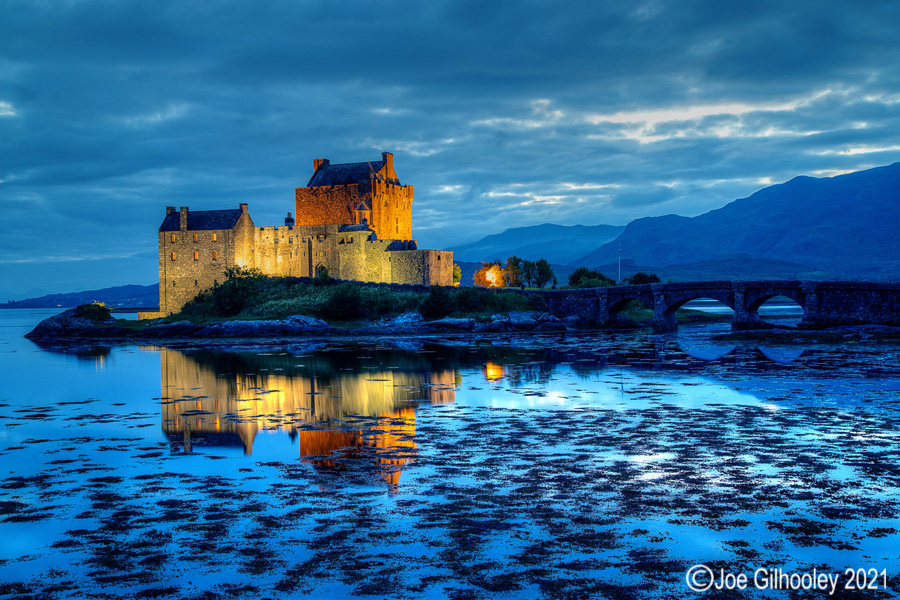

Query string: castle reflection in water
158 346 457 486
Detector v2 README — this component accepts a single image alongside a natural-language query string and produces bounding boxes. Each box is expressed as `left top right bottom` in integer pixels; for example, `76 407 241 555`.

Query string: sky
2 0 899 296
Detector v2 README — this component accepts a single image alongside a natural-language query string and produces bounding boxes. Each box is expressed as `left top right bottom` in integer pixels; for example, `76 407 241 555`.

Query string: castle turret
285 212 295 227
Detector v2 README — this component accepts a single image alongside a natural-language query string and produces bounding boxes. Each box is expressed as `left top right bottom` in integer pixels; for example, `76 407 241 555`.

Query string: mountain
0 287 54 302
574 163 900 279
449 223 625 264
1 284 158 309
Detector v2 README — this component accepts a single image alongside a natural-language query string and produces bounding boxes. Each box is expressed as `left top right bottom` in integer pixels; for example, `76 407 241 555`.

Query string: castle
139 153 453 319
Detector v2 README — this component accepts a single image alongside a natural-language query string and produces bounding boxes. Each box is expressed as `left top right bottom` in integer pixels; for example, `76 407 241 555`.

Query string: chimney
382 152 393 172
166 206 176 215
285 212 295 227
313 158 329 171
239 203 248 213
179 207 188 231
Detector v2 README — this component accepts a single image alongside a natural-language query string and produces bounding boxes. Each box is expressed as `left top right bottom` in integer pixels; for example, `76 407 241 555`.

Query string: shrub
74 302 112 321
454 287 489 313
568 267 614 288
319 283 364 320
626 271 661 285
420 286 454 320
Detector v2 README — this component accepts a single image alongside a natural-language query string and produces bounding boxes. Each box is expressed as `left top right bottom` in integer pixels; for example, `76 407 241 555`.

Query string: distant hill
449 223 625 264
2 284 158 309
574 163 900 280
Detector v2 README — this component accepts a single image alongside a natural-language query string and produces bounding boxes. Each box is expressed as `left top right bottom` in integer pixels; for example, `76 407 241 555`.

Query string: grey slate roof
307 161 384 187
159 209 243 232
338 224 374 233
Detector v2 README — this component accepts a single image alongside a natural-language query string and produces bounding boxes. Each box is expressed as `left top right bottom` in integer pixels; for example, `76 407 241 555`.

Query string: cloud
1 0 898 291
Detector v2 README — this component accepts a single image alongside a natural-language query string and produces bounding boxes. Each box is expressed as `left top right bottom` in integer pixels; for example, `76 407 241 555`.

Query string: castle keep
141 153 452 318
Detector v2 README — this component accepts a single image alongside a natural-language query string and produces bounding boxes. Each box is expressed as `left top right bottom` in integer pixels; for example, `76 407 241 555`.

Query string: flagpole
618 243 621 284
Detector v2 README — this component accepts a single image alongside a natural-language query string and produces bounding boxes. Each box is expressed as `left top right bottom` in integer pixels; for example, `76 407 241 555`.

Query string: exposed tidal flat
1 309 899 599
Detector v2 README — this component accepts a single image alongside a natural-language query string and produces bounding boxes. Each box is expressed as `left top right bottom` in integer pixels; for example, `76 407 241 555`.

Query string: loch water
1 309 899 599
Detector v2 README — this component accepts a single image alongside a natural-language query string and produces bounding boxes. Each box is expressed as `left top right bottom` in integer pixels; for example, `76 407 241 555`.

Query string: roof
307 161 384 187
160 209 243 232
338 224 374 233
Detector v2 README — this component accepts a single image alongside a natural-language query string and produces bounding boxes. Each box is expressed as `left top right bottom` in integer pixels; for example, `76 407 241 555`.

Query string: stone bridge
536 280 900 333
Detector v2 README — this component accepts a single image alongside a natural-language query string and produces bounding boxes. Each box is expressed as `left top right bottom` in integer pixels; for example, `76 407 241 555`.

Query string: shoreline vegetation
24 272 737 340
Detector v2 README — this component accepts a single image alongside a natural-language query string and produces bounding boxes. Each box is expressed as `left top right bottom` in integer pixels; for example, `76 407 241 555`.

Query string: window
212 251 218 260
172 281 176 287
193 251 199 260
194 280 198 286
214 279 218 286
170 234 176 243
193 233 198 242
171 253 176 261
212 233 217 242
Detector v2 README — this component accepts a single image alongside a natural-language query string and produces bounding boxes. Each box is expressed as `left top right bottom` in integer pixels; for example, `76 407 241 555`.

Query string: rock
390 312 424 326
534 321 567 331
144 320 203 337
562 315 583 328
475 320 508 332
285 314 329 328
25 310 122 338
425 317 476 331
507 311 541 330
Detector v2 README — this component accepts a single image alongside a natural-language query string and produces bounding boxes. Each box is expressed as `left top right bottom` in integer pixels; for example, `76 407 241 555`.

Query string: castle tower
294 152 413 241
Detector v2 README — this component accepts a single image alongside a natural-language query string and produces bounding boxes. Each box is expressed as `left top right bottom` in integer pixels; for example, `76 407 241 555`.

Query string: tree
534 258 554 288
505 256 523 287
626 271 661 285
473 261 506 288
568 267 614 288
452 264 462 286
521 260 536 287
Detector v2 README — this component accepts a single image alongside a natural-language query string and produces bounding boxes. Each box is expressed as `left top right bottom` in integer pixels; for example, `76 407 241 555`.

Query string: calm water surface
1 309 899 599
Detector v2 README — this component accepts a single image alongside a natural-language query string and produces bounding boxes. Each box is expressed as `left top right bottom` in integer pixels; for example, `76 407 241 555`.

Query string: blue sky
2 0 899 295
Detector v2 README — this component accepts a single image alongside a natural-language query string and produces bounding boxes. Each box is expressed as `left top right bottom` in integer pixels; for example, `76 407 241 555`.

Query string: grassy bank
174 272 539 323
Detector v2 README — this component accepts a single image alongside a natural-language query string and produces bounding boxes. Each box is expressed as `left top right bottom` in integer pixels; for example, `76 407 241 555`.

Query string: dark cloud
1 0 898 293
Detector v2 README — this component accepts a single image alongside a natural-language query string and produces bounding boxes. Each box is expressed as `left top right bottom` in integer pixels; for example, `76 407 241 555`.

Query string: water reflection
159 347 456 485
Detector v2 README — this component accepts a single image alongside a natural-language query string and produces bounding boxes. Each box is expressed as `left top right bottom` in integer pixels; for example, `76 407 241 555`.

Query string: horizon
3 1 899 295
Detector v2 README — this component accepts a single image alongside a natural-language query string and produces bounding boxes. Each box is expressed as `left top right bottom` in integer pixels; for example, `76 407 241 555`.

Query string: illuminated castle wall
141 153 453 318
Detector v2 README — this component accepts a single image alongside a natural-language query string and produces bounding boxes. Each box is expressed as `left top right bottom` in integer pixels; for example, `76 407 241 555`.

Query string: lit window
212 233 217 242
212 251 218 260
193 233 198 242
171 253 176 260
193 252 199 260
170 234 176 243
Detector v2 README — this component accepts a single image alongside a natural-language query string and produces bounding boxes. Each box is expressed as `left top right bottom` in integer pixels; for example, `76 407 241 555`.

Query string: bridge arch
607 287 654 326
747 294 805 328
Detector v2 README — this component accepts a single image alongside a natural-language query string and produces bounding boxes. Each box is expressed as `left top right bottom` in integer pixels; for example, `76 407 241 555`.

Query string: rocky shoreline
24 308 575 341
